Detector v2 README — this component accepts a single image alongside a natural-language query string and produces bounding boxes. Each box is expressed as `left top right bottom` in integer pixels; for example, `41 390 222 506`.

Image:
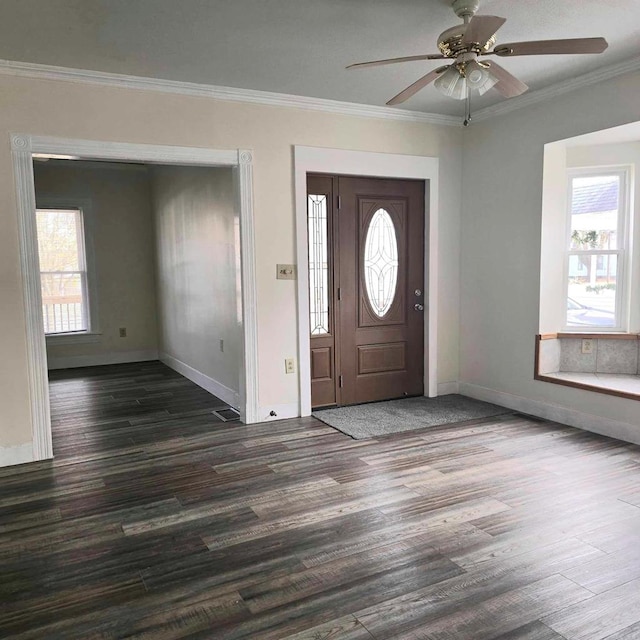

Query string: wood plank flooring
2 361 640 639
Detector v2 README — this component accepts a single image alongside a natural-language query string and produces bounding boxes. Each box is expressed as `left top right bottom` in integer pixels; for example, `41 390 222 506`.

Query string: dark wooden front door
308 175 425 408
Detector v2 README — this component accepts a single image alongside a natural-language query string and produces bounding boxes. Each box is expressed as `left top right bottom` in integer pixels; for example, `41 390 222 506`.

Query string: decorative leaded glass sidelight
308 195 330 335
364 208 399 317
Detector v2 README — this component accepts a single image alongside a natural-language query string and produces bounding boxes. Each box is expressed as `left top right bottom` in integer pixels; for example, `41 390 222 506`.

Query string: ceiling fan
347 0 608 124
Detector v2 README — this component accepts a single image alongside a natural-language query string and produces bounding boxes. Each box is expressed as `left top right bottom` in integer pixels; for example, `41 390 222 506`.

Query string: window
308 194 330 335
36 208 90 334
364 208 399 318
565 170 629 331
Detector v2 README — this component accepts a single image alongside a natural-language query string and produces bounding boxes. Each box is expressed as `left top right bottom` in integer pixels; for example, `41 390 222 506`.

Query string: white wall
33 161 159 367
0 72 462 455
460 69 640 444
151 165 240 406
539 143 567 333
6 62 640 460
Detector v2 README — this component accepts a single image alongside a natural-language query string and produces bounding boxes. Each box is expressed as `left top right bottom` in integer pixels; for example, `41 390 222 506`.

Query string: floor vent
212 406 241 422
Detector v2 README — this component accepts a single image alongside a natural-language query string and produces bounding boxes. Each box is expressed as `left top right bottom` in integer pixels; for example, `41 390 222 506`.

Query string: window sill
557 332 636 340
535 333 640 401
537 372 640 401
45 332 102 345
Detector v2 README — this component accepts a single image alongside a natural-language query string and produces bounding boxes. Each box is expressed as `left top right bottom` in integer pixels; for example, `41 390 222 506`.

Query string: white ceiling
1 0 638 117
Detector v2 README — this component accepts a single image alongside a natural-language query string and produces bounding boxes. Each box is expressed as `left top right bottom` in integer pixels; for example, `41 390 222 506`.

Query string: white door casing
294 146 440 417
11 134 259 462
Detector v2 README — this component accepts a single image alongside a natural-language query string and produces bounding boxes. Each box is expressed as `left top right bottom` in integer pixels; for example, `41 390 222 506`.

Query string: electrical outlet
219 339 224 352
119 327 127 338
581 339 594 355
285 358 295 374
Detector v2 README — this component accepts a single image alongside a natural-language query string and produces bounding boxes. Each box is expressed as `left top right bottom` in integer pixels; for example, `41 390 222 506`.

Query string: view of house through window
36 208 88 334
566 172 626 330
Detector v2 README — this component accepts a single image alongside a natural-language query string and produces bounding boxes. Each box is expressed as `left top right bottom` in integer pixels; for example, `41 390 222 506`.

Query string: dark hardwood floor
2 361 640 639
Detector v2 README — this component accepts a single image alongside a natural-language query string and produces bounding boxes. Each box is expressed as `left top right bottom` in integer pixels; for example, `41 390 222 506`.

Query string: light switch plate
277 264 297 280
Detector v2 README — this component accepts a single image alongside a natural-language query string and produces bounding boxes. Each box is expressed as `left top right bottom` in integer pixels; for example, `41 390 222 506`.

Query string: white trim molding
437 381 460 396
159 352 240 409
257 403 300 423
12 137 52 462
459 381 640 446
2 56 640 127
236 150 259 424
11 134 260 464
47 350 159 371
20 135 239 166
45 333 102 346
0 443 34 468
294 146 440 417
0 58 459 127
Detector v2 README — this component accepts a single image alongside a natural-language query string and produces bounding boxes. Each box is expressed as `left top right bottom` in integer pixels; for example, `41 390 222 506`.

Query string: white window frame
36 198 100 345
563 167 631 332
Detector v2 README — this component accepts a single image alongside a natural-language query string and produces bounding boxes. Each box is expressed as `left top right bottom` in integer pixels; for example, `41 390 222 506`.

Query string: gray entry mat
313 394 511 439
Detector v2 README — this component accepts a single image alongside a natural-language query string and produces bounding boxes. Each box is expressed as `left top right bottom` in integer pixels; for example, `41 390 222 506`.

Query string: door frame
11 134 259 462
294 146 439 416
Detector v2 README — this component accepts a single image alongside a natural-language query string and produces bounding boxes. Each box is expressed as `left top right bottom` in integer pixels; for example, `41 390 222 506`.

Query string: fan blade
463 15 506 47
347 53 445 70
494 37 608 56
487 62 528 98
387 66 449 105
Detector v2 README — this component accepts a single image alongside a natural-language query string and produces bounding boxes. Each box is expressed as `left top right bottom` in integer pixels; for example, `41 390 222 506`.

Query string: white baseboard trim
258 403 300 422
458 382 640 446
159 352 240 409
0 443 34 468
437 381 459 396
47 349 159 370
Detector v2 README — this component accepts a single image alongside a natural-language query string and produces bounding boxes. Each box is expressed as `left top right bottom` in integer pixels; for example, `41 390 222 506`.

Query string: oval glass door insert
364 208 399 317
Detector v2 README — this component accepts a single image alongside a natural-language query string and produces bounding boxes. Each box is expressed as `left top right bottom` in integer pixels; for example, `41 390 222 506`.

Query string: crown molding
472 56 640 122
2 54 639 128
0 58 460 127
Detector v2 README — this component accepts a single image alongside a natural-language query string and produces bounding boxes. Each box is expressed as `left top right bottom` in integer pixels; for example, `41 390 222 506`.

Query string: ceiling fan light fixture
475 72 498 95
465 62 499 95
347 2 608 115
434 65 467 100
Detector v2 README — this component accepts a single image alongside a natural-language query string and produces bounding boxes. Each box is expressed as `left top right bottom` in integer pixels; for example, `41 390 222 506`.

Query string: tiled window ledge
535 333 640 401
542 372 640 399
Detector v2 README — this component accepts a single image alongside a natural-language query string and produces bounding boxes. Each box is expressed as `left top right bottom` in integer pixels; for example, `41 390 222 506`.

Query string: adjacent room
1 1 640 638
33 158 243 456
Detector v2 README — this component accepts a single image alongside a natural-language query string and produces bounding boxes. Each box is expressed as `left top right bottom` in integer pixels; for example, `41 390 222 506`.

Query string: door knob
414 303 424 311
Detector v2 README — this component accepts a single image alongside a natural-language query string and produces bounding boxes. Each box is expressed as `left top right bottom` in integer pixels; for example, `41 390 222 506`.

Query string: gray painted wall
151 166 241 399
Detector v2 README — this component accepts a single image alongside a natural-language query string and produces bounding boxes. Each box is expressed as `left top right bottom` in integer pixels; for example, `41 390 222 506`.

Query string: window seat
543 371 640 397
536 333 640 400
